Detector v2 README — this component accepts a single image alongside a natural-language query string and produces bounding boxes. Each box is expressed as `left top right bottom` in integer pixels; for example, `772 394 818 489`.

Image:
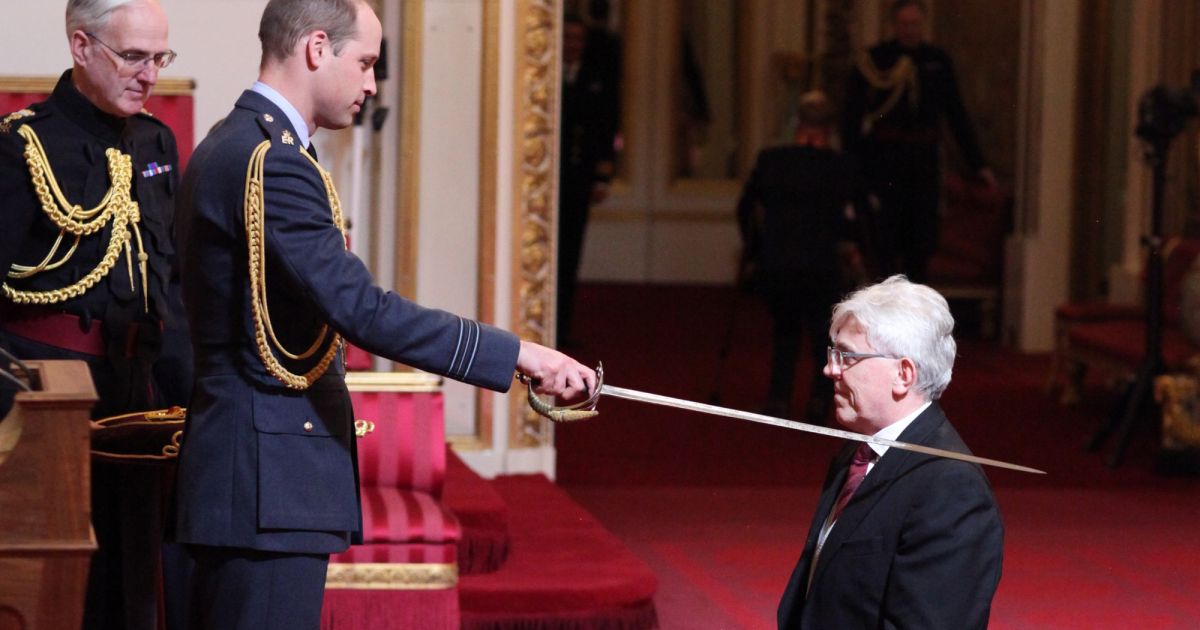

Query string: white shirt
808 400 933 592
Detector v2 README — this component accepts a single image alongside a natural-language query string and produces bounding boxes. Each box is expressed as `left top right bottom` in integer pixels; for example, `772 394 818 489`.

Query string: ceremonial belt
0 307 149 358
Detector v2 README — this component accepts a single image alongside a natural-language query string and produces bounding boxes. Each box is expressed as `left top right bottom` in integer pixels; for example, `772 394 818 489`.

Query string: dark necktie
305 142 319 162
829 442 876 522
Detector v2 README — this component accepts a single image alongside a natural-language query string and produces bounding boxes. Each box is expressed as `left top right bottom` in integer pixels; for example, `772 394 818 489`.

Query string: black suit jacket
778 403 1003 629
172 90 519 554
736 145 858 279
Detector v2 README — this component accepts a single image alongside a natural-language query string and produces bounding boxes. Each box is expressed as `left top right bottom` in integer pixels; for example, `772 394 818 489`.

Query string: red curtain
1 85 195 169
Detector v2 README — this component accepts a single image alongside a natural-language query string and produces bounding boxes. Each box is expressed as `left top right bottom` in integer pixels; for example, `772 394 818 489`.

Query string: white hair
829 275 957 400
65 0 140 38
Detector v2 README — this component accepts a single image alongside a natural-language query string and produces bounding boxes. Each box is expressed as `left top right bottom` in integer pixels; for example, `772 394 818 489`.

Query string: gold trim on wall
0 76 195 96
471 0 503 452
510 0 560 448
393 1 424 303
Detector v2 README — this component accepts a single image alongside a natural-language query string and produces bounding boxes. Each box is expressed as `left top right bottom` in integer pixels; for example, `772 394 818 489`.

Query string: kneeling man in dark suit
778 275 1003 629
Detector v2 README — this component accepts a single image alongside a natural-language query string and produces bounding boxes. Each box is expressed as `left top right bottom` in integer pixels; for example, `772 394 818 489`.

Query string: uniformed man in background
842 0 996 283
0 1 189 628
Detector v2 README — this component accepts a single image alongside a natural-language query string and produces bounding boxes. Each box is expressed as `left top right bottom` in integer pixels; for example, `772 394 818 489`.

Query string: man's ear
69 30 91 67
304 31 331 69
892 357 918 396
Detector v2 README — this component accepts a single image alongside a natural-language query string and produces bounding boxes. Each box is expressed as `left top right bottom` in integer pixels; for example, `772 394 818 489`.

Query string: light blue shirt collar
251 81 311 149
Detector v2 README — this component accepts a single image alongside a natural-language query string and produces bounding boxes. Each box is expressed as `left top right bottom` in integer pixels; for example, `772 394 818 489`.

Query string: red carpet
458 475 658 629
555 283 1200 629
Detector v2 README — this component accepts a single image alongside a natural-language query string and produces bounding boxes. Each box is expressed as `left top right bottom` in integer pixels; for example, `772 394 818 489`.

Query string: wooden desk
0 360 97 630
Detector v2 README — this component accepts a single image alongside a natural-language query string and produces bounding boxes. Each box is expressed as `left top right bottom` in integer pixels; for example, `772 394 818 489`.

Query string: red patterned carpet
556 283 1200 629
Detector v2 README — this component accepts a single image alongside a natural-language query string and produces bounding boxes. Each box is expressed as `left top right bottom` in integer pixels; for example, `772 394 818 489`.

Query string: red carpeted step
459 474 658 630
444 448 510 574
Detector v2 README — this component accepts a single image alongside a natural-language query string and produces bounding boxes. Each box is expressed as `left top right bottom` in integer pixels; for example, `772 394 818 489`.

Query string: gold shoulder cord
244 141 347 390
3 125 150 311
855 52 920 133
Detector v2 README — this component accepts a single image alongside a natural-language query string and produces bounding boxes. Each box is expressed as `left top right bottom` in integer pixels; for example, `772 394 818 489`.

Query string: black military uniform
737 143 859 419
842 40 987 283
0 70 189 630
558 33 619 344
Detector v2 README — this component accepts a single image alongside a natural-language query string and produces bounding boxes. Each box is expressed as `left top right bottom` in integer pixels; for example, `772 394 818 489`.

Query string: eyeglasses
86 32 177 69
826 346 895 374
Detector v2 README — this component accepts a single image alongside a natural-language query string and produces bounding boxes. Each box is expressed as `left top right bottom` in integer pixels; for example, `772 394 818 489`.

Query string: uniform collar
49 69 128 145
251 81 311 149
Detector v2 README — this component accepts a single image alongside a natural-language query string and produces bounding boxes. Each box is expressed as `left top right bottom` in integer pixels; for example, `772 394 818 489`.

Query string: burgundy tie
829 443 875 522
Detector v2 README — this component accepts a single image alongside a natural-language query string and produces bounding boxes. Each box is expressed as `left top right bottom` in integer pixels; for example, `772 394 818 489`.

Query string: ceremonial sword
517 364 1045 475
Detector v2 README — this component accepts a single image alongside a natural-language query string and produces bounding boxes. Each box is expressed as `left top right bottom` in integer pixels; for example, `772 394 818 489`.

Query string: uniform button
303 421 314 433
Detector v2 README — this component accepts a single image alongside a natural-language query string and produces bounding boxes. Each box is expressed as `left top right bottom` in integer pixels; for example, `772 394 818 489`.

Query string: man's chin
117 98 148 117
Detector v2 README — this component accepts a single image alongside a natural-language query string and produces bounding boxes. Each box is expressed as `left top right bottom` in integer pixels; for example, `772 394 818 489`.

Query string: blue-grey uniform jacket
173 90 519 554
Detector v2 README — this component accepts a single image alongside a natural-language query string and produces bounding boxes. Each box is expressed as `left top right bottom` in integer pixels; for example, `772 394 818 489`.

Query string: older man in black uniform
0 1 187 628
842 0 996 283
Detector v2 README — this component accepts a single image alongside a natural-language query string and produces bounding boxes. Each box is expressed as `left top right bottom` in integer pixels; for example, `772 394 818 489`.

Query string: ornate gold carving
1155 362 1200 449
511 0 560 448
325 562 458 590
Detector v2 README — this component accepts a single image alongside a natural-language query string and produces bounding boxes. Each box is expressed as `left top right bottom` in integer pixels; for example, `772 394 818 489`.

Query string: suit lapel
806 404 948 589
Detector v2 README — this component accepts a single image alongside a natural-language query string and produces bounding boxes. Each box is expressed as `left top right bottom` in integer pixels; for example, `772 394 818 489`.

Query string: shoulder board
134 108 171 129
0 108 38 134
253 111 296 146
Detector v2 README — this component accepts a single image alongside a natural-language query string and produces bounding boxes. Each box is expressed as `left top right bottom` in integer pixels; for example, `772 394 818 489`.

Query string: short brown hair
259 0 363 63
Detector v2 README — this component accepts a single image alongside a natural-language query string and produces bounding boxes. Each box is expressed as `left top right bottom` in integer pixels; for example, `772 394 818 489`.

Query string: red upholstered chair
1052 237 1200 404
322 371 461 630
927 173 1011 338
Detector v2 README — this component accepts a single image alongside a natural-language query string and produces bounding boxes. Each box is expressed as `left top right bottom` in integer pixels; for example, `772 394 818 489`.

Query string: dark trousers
864 144 941 283
557 174 593 343
184 546 330 630
758 274 840 419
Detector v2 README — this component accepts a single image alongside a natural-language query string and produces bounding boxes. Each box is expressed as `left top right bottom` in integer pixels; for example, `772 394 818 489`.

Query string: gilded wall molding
510 0 560 448
0 76 194 96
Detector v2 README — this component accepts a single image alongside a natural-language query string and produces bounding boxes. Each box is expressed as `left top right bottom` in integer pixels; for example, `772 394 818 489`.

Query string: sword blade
599 384 1045 475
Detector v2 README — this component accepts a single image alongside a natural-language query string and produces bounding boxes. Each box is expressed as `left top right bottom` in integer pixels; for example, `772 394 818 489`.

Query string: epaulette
134 108 170 129
0 108 36 134
254 111 296 146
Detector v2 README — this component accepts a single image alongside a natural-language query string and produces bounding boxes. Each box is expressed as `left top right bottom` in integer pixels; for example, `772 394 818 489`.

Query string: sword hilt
519 363 604 422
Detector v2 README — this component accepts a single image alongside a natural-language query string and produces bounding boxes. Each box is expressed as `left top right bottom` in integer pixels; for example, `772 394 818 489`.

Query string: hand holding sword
516 363 1045 475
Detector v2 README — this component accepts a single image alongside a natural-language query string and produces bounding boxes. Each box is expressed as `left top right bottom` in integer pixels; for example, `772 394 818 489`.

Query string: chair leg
1045 322 1068 395
1060 360 1085 406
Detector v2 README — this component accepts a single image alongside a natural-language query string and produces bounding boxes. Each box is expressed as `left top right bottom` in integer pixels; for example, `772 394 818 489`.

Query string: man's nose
136 62 159 83
364 72 377 97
